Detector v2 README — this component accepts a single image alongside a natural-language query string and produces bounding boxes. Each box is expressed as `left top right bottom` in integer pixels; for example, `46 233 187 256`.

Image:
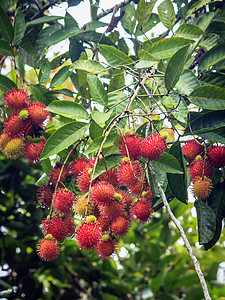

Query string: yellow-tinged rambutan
192 176 212 200
4 113 28 136
208 145 225 168
4 88 29 111
117 161 143 188
25 139 46 164
91 182 115 205
37 184 54 208
182 140 203 162
141 133 167 160
3 137 25 159
42 215 68 241
52 188 75 215
73 194 89 217
75 222 102 250
119 134 142 160
132 201 153 223
110 216 130 237
85 215 97 223
28 102 49 124
0 132 11 151
37 237 60 261
189 159 211 181
96 238 116 259
70 157 90 179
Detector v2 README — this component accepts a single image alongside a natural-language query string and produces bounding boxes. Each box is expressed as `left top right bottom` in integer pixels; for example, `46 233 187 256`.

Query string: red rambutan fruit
118 190 134 212
141 133 167 160
192 176 212 200
25 139 46 164
52 188 75 215
28 102 49 124
189 159 211 181
70 157 90 179
117 161 143 188
3 137 25 159
119 134 142 160
208 145 225 168
77 170 92 193
4 113 28 136
96 237 116 259
132 201 152 223
42 215 68 241
49 163 68 186
64 215 76 237
98 169 120 188
129 180 146 196
182 140 203 162
0 132 11 151
37 184 54 208
91 182 115 206
4 88 29 111
37 237 60 261
75 222 102 250
99 200 124 221
111 216 130 237
97 216 110 232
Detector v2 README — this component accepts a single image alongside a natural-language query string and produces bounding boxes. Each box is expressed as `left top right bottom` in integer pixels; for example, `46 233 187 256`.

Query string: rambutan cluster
0 88 50 162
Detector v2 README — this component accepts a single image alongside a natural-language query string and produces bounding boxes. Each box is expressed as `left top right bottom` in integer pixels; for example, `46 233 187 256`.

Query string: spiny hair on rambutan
73 194 90 217
37 184 54 208
117 160 144 188
28 102 49 124
99 199 124 222
4 112 28 137
132 200 153 223
208 145 225 168
4 88 29 111
52 188 76 215
141 133 167 160
119 133 142 160
75 222 102 250
37 237 60 261
3 137 25 159
192 176 213 200
63 215 76 237
117 190 134 213
25 139 46 164
91 182 115 206
77 169 93 193
141 188 153 204
42 215 68 241
182 140 203 163
189 159 211 181
49 163 68 186
98 169 120 188
70 157 90 179
110 216 130 237
96 237 116 259
129 180 145 196
0 132 11 151
97 216 110 232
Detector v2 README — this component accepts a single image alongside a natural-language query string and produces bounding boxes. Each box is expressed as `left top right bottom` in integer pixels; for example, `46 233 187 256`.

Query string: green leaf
108 91 128 115
200 72 225 88
0 6 14 42
136 0 157 27
89 121 103 140
70 59 106 74
151 153 183 174
175 24 203 40
196 11 219 32
85 21 107 31
41 122 89 160
135 61 158 69
93 154 121 180
199 33 220 51
38 60 51 84
189 86 225 110
0 74 16 92
199 42 225 71
185 0 210 19
30 84 56 106
194 200 216 244
208 182 225 222
108 69 125 93
50 66 72 87
135 13 159 36
138 49 158 61
91 110 112 128
46 27 82 47
0 39 12 56
35 25 60 57
147 38 193 60
99 44 133 67
41 158 51 176
199 130 225 144
176 69 200 96
167 141 188 204
13 8 25 44
158 0 175 30
121 3 136 35
165 44 191 91
26 16 64 27
46 100 89 120
203 220 222 250
85 133 116 155
87 74 108 107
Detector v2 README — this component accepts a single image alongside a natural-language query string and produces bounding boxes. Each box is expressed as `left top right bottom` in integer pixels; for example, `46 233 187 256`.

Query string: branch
30 0 67 20
148 163 211 300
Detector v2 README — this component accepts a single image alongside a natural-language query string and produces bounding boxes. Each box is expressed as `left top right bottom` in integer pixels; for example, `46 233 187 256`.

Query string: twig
30 0 66 20
148 163 211 300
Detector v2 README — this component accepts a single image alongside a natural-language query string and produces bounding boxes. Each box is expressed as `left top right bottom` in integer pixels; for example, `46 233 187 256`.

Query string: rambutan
3 137 25 159
77 170 92 193
73 194 89 217
4 113 28 136
111 216 130 237
98 169 120 188
0 132 11 151
97 216 110 232
25 139 46 164
28 102 49 124
117 190 134 212
52 188 75 215
49 163 68 186
119 134 142 160
99 200 124 221
132 201 152 223
42 215 68 241
70 157 90 179
64 215 75 237
192 176 212 200
117 161 143 188
208 145 225 168
182 140 203 162
129 180 145 196
189 159 211 181
37 237 60 261
96 238 116 259
37 184 54 208
75 222 101 250
141 133 167 160
91 182 115 206
4 88 29 111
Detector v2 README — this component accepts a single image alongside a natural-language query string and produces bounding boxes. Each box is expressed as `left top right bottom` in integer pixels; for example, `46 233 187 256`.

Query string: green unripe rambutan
19 109 29 120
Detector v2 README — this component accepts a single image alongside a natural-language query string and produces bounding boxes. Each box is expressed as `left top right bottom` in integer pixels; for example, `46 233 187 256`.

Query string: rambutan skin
64 215 76 237
110 216 130 237
49 163 68 186
192 176 212 200
42 216 68 241
3 137 25 159
37 184 54 208
98 169 120 188
91 182 115 206
73 195 89 217
132 201 152 223
28 102 49 124
117 161 143 188
4 88 29 111
119 134 142 160
75 222 102 250
25 139 46 164
0 132 11 151
4 113 28 136
52 188 75 215
99 200 124 221
189 160 211 181
96 239 116 259
70 158 90 179
141 133 167 160
208 145 225 168
77 170 92 193
37 238 60 261
97 216 110 232
182 140 203 162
